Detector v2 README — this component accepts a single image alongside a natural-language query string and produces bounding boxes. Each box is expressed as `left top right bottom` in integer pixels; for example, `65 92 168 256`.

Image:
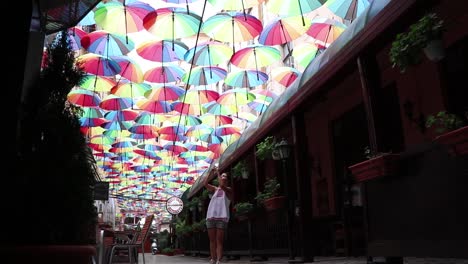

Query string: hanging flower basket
348 153 401 183
433 126 468 156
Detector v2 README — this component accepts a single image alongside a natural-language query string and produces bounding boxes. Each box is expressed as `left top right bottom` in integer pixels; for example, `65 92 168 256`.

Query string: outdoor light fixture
275 138 291 160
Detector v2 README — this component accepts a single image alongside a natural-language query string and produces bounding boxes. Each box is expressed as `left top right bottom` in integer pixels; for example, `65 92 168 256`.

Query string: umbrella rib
297 0 306 26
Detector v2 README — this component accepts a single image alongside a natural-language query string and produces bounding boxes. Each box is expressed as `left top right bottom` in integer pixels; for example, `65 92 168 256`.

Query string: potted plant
233 201 255 221
255 136 277 160
348 147 401 183
425 111 468 156
389 12 444 73
255 177 286 211
231 160 249 179
11 30 98 263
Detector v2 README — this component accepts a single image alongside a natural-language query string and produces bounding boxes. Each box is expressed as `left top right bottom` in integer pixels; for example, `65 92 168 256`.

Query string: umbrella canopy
259 15 312 47
224 70 269 88
181 66 227 85
67 89 102 107
207 0 264 11
230 44 281 71
112 56 144 83
271 66 301 87
184 41 233 66
136 39 189 62
143 7 202 41
81 30 135 57
144 84 185 101
201 11 263 52
94 0 155 39
79 75 117 92
292 42 320 68
306 17 347 47
77 53 121 76
266 0 322 24
143 65 186 83
324 0 370 21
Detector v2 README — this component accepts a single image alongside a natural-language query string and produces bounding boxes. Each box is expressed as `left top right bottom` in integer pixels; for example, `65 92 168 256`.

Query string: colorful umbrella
224 70 268 87
172 102 204 115
218 88 256 106
100 94 134 111
199 114 233 126
144 65 185 84
201 12 263 52
104 109 139 122
67 89 102 107
179 88 220 105
271 66 301 87
259 16 312 47
79 75 117 92
306 17 347 47
144 84 185 101
136 99 173 114
136 39 188 62
77 53 121 76
143 7 202 44
81 30 135 57
111 81 152 99
230 44 281 72
292 42 320 68
112 56 144 83
266 0 322 25
181 66 227 85
94 0 155 41
207 0 264 11
203 101 237 116
184 41 233 66
324 0 370 21
78 10 95 26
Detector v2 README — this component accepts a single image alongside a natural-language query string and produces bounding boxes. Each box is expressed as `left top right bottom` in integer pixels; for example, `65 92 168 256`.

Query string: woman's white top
206 187 231 222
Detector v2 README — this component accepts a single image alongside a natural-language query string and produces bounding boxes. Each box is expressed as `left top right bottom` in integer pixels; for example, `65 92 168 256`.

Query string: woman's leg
215 227 225 262
208 227 217 262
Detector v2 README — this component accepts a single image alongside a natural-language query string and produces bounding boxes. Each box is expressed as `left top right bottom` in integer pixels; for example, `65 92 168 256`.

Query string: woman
203 167 233 264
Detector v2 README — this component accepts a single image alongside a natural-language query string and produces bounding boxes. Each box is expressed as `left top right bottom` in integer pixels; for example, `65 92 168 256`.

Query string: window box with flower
348 147 401 183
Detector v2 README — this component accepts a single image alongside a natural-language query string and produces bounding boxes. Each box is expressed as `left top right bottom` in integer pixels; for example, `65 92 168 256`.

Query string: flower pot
262 196 286 211
423 39 445 61
433 126 468 156
241 170 249 179
348 153 400 183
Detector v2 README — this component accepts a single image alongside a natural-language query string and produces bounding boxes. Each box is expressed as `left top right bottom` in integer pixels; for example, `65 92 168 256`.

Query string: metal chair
108 214 154 264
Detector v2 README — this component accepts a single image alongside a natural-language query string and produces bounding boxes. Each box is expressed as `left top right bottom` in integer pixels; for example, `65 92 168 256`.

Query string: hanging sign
166 196 184 215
